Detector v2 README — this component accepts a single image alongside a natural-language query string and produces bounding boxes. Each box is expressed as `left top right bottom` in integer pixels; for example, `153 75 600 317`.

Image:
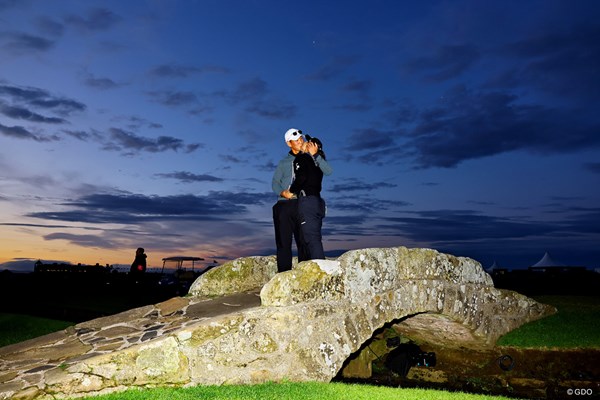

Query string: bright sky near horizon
1 0 599 271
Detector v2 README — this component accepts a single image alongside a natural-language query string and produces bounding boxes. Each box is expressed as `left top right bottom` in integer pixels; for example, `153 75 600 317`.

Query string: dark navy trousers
273 199 309 272
298 195 326 260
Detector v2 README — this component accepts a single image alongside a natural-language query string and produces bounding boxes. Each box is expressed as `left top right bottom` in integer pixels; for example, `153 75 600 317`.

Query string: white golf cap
284 128 303 142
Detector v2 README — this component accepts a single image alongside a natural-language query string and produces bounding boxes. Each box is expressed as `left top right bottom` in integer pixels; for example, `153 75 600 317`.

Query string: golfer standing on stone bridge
272 128 332 272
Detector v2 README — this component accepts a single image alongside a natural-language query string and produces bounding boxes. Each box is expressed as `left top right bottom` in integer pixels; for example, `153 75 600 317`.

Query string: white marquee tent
486 260 501 273
531 252 565 268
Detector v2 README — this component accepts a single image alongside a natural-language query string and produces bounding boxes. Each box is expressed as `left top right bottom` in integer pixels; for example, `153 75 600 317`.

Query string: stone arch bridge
0 247 554 399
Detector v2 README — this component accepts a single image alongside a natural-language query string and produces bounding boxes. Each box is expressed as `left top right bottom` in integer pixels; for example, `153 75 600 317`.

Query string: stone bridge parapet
0 247 555 399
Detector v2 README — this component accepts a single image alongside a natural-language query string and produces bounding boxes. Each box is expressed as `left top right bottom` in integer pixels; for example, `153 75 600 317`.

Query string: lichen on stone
189 256 277 297
251 333 278 353
188 317 242 347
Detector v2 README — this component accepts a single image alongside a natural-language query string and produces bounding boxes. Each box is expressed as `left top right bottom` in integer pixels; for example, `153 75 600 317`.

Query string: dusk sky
1 0 599 271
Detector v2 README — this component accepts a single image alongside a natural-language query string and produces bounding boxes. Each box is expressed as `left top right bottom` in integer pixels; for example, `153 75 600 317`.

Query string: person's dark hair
305 135 326 160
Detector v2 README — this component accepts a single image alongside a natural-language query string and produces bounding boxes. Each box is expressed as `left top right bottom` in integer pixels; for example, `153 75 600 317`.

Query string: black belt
299 190 320 197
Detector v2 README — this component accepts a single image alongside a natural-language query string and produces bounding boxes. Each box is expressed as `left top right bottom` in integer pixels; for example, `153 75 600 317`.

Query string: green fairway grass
68 381 518 400
0 313 72 347
496 295 600 348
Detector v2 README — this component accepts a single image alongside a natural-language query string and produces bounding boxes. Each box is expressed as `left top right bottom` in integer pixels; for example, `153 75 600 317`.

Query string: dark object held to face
305 134 326 159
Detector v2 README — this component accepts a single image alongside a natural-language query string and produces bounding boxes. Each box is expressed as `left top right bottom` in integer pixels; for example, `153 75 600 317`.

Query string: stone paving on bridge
0 291 261 400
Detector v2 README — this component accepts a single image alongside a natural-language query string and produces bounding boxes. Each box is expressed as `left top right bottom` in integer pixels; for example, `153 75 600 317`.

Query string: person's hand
306 141 318 156
281 189 296 199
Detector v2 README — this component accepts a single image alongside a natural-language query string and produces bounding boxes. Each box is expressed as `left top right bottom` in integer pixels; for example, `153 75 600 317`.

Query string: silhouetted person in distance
129 247 147 281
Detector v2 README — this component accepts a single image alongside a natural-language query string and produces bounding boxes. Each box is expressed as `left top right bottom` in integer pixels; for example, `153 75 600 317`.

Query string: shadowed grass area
496 296 600 348
0 313 72 347
69 381 517 400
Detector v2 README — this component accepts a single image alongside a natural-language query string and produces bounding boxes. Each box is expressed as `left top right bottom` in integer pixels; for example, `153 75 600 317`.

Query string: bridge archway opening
335 313 427 380
335 308 484 381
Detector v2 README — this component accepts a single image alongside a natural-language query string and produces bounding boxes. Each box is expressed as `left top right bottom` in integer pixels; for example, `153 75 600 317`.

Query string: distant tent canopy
531 252 564 268
486 260 501 273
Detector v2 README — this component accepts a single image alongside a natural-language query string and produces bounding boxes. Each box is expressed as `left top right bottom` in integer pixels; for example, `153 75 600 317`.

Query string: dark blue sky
1 0 599 270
